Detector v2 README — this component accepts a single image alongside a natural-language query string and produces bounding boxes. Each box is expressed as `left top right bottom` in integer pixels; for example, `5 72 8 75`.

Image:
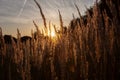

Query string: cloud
0 0 95 36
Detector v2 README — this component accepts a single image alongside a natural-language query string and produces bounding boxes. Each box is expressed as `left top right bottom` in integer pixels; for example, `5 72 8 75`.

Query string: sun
47 26 56 38
51 31 56 37
47 29 56 38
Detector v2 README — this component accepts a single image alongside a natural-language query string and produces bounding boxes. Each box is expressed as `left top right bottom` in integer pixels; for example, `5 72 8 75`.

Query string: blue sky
0 0 95 37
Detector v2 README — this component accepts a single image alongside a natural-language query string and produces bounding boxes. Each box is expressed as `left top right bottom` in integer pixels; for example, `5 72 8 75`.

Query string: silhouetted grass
0 0 120 80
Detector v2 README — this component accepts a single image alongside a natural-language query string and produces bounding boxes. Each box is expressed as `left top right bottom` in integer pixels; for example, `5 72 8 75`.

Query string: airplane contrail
17 0 28 17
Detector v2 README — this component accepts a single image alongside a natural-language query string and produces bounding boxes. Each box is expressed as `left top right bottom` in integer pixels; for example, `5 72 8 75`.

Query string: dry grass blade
49 21 51 36
53 24 57 34
17 28 21 39
33 20 40 34
74 3 82 19
72 13 75 19
58 10 63 33
0 27 2 36
34 0 47 29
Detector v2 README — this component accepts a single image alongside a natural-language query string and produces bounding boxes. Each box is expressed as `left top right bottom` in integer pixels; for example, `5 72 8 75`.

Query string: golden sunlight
47 25 57 38
51 31 56 37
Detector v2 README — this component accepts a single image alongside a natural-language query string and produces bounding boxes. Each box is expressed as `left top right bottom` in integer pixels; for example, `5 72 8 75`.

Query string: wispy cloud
0 0 95 36
17 0 28 17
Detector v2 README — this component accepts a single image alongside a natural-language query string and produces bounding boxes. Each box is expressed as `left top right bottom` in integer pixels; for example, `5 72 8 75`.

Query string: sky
0 0 96 37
